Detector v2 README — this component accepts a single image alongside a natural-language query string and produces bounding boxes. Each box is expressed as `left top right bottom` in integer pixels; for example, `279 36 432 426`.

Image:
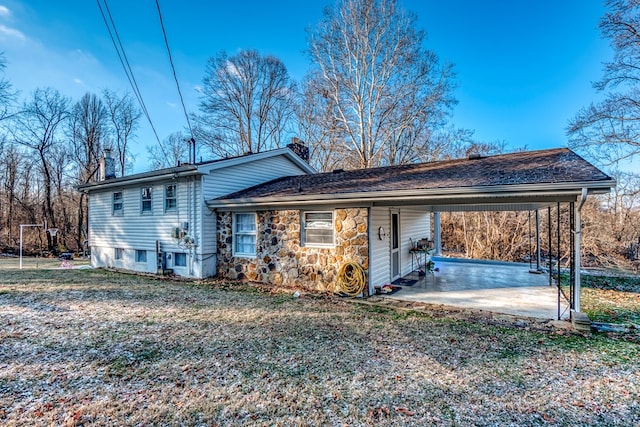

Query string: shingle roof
215 148 612 201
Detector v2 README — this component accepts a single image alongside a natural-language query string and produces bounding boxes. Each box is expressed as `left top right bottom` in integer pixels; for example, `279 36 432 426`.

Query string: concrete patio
385 257 566 319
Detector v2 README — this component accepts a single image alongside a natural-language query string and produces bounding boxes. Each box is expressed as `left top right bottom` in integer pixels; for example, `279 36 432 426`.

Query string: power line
96 0 170 163
155 0 194 138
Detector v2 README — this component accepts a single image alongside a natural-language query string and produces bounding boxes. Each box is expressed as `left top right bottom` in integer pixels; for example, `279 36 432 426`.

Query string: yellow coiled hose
335 262 366 297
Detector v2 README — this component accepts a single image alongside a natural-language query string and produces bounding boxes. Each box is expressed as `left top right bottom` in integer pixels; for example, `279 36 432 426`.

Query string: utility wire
155 0 194 138
96 0 170 163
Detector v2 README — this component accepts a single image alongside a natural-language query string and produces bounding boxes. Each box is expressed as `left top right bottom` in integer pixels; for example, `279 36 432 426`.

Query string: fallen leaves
395 407 416 416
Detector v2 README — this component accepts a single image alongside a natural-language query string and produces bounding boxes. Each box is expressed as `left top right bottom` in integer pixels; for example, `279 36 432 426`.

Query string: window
112 191 123 216
233 213 257 256
114 248 124 260
303 211 334 246
141 187 152 214
135 250 147 263
174 252 186 267
165 184 176 212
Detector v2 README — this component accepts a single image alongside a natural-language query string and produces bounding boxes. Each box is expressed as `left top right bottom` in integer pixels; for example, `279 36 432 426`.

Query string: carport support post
535 209 541 271
433 211 442 256
574 188 588 313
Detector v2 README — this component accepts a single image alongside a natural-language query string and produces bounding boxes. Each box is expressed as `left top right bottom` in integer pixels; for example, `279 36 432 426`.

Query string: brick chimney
99 148 116 181
287 137 309 162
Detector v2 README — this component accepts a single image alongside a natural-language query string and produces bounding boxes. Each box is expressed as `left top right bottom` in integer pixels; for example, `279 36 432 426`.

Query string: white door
391 211 400 280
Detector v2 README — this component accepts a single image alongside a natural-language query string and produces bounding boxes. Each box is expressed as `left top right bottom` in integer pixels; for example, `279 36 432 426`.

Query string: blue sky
0 0 612 173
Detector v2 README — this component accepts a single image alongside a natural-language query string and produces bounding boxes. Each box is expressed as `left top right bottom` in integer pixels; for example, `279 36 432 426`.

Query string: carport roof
207 148 615 210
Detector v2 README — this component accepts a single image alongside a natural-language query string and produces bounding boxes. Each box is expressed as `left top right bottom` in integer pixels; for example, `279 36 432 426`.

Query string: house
206 148 614 308
77 144 315 278
79 146 614 312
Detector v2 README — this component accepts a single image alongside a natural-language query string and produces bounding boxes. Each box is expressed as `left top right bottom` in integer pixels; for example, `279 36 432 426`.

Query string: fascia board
206 180 615 209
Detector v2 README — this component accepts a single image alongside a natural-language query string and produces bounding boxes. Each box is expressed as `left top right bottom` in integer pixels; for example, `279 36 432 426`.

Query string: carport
361 149 615 320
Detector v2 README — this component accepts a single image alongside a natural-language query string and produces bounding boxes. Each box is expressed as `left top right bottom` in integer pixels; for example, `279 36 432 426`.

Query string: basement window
135 250 147 263
174 252 186 267
112 191 123 216
114 248 124 260
233 213 257 257
303 211 334 246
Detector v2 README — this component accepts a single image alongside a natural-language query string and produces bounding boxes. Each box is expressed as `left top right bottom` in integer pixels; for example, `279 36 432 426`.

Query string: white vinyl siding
112 191 123 216
370 207 391 288
233 213 257 257
303 211 334 246
141 187 152 214
400 209 431 277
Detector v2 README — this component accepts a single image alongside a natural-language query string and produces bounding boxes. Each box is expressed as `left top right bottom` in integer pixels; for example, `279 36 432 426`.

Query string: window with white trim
303 211 334 246
165 184 176 212
135 250 147 263
112 191 123 216
174 252 186 267
114 248 124 260
233 213 257 256
141 187 152 214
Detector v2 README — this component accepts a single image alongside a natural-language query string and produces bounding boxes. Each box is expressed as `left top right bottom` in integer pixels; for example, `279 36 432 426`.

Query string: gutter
77 167 201 192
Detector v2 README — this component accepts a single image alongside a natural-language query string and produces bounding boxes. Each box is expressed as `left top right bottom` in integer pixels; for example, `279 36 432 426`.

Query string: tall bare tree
147 131 191 170
12 87 69 253
198 49 297 156
103 89 141 176
568 0 640 165
69 93 109 249
305 0 457 169
70 93 108 184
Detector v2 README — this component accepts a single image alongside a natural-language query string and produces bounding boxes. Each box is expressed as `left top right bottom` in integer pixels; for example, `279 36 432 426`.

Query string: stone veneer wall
217 208 369 293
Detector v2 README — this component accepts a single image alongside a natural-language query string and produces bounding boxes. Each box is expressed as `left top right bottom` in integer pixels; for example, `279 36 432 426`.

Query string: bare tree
69 93 108 184
568 0 640 165
306 0 457 169
147 131 190 170
198 49 297 156
12 87 69 253
69 93 109 249
295 71 346 171
103 89 141 176
0 52 15 122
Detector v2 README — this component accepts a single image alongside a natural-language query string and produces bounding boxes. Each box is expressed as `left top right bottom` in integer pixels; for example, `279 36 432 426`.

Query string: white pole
574 188 588 312
19 225 23 270
433 211 442 256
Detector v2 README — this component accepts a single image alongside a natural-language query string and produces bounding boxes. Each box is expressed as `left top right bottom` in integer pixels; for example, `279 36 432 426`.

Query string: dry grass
0 267 639 426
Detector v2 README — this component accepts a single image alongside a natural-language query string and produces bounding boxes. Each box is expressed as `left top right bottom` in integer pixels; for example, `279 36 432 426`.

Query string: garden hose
335 262 366 297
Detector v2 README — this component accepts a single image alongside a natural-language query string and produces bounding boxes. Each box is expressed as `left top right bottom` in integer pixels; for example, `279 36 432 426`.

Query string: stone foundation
217 208 369 293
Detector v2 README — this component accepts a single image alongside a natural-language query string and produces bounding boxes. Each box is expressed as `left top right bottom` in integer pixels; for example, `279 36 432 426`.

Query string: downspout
574 188 588 312
191 175 198 277
367 207 373 296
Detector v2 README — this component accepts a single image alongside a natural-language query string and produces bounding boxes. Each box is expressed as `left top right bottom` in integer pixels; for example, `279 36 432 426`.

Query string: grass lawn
0 267 639 426
559 273 640 326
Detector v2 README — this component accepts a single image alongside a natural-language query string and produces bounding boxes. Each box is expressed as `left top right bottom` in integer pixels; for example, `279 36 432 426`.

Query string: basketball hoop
48 228 58 237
